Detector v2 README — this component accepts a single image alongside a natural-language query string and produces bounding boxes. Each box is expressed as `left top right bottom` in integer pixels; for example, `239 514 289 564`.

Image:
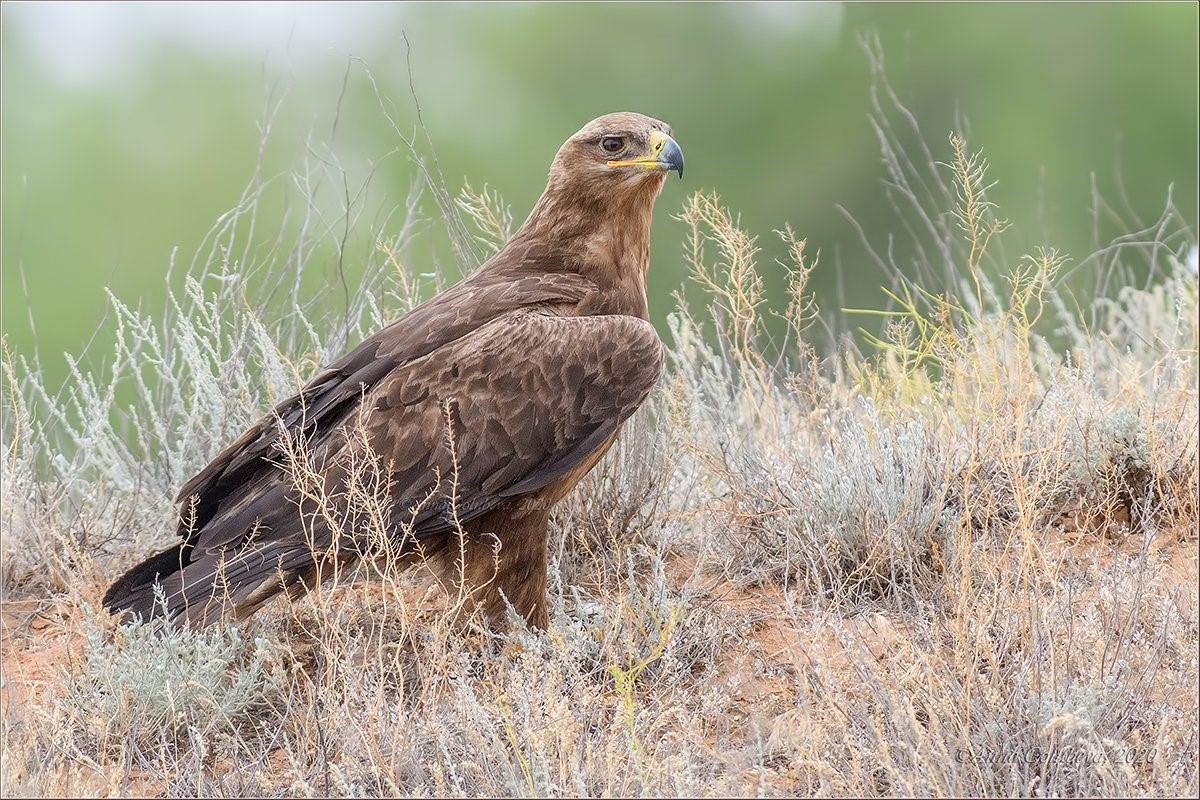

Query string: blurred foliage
2 2 1196 390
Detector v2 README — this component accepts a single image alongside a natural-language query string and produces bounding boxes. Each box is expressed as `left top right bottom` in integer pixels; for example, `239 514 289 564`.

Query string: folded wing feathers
106 271 660 622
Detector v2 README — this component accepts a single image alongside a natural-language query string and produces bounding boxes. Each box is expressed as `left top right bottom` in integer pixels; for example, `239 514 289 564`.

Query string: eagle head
549 112 684 196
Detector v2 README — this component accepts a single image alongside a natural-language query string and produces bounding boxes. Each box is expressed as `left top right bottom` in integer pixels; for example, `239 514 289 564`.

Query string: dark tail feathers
103 541 324 626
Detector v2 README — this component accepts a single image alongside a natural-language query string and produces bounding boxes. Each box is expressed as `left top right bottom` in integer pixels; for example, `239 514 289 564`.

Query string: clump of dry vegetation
1 70 1196 797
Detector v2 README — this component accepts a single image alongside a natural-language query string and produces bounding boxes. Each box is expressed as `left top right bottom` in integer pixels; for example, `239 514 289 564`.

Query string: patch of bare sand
1 598 78 721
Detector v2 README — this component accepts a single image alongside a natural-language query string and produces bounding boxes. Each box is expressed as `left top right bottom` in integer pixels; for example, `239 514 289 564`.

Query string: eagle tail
102 540 326 626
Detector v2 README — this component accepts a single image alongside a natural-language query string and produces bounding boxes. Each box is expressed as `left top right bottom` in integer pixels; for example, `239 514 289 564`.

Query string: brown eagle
103 112 683 629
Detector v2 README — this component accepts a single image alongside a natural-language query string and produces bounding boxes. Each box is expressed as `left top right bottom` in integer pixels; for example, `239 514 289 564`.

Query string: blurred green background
2 2 1197 389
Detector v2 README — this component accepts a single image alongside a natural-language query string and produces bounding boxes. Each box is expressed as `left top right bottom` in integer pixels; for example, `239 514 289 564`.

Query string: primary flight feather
103 112 684 629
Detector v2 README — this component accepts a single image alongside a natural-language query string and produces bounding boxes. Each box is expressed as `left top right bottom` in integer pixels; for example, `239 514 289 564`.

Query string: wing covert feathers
103 304 662 623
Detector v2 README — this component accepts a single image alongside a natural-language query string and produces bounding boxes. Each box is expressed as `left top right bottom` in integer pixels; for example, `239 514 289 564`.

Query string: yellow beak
607 130 685 178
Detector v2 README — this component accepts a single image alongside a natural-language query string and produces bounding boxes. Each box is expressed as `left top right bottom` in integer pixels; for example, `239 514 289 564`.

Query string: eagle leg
429 504 551 630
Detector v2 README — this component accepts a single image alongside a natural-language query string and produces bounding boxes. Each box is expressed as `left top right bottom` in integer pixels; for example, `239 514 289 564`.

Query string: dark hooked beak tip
659 136 684 179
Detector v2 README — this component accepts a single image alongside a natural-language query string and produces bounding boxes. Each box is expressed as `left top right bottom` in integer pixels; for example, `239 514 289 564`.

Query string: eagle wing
188 309 663 554
173 271 595 538
363 310 664 538
103 293 662 620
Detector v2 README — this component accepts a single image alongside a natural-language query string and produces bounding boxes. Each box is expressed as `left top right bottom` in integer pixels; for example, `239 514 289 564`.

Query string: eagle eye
600 136 624 154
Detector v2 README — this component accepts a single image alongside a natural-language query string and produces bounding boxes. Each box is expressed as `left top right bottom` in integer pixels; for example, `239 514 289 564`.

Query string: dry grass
1 71 1197 797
